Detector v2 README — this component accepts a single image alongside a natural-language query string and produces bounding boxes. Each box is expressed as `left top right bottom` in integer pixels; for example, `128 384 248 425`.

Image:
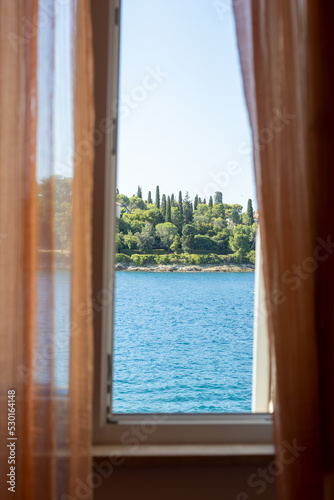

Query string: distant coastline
116 187 257 267
115 263 255 273
36 251 255 272
116 250 255 272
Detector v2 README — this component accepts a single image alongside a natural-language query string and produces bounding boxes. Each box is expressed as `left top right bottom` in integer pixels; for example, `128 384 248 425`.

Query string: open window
93 0 272 449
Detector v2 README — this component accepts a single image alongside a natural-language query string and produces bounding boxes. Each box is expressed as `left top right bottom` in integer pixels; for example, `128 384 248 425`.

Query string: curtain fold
233 1 334 499
69 0 95 494
0 0 95 498
0 1 39 497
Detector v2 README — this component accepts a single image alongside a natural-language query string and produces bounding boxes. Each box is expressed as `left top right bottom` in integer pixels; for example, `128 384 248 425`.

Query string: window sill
92 443 275 458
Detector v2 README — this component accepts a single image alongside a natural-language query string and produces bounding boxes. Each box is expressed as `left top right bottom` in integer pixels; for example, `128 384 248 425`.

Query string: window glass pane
113 0 258 413
36 1 73 390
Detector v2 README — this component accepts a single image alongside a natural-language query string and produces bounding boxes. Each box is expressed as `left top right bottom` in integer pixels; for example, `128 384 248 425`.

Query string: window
92 0 272 448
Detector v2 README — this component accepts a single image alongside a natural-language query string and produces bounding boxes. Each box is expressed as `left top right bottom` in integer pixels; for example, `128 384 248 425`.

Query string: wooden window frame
91 0 273 453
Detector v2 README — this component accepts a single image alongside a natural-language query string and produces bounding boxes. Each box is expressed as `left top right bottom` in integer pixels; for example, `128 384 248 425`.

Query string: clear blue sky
38 0 256 211
117 0 257 209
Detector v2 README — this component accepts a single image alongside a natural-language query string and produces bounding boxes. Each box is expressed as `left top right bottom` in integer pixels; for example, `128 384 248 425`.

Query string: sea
113 271 255 413
39 270 255 413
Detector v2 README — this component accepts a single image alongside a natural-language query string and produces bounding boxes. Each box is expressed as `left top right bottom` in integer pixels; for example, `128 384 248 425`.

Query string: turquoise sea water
113 272 255 413
38 270 254 413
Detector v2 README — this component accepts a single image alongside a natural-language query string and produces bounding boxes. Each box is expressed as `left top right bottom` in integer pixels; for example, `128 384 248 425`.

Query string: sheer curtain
233 1 334 499
0 0 94 498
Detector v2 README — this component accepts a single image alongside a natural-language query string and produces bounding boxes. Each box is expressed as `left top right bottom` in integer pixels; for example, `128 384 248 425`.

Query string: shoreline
115 264 255 273
36 251 255 273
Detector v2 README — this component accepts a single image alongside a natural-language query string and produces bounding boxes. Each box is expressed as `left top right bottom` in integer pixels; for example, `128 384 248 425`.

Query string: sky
37 0 257 212
37 0 73 180
117 0 257 209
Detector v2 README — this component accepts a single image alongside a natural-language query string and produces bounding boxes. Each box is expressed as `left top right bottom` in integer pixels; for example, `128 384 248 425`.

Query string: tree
230 225 251 261
211 234 229 254
214 191 223 205
170 234 181 253
194 235 214 251
128 196 146 211
181 224 195 251
117 217 129 235
230 208 241 225
213 217 226 230
249 222 258 250
161 194 166 217
123 230 137 250
122 216 146 234
212 204 225 220
155 186 160 208
156 222 178 248
171 207 183 232
225 204 243 225
147 191 152 204
116 231 124 251
134 223 155 252
194 194 199 211
166 196 172 222
203 198 207 205
246 199 254 225
115 185 257 263
193 204 211 224
117 193 130 211
146 208 164 226
137 186 142 199
123 208 164 230
183 192 193 224
178 191 183 217
247 250 256 264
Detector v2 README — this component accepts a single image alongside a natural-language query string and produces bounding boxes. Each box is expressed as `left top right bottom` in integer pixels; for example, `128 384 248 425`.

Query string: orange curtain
233 1 334 499
0 0 95 498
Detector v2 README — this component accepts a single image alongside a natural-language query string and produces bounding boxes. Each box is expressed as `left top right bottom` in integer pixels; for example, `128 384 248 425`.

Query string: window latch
106 353 112 417
115 7 119 26
111 118 118 156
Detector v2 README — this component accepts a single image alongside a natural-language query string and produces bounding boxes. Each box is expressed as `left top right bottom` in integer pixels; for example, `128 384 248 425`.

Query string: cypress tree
166 196 172 222
161 194 166 216
183 192 193 224
171 193 175 203
178 191 183 217
214 191 223 205
209 196 213 208
198 197 202 204
246 199 254 225
147 191 152 204
137 186 142 198
155 186 160 208
194 194 199 211
181 224 195 252
203 198 207 205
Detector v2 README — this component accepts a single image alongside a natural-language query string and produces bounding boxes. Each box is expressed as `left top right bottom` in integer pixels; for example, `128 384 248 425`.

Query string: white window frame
92 0 272 451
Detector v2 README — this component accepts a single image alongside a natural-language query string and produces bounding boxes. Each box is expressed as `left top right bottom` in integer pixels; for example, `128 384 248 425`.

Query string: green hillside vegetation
36 177 257 267
117 186 257 266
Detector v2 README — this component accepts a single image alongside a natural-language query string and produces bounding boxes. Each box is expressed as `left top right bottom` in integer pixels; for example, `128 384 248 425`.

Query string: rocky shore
115 263 255 273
